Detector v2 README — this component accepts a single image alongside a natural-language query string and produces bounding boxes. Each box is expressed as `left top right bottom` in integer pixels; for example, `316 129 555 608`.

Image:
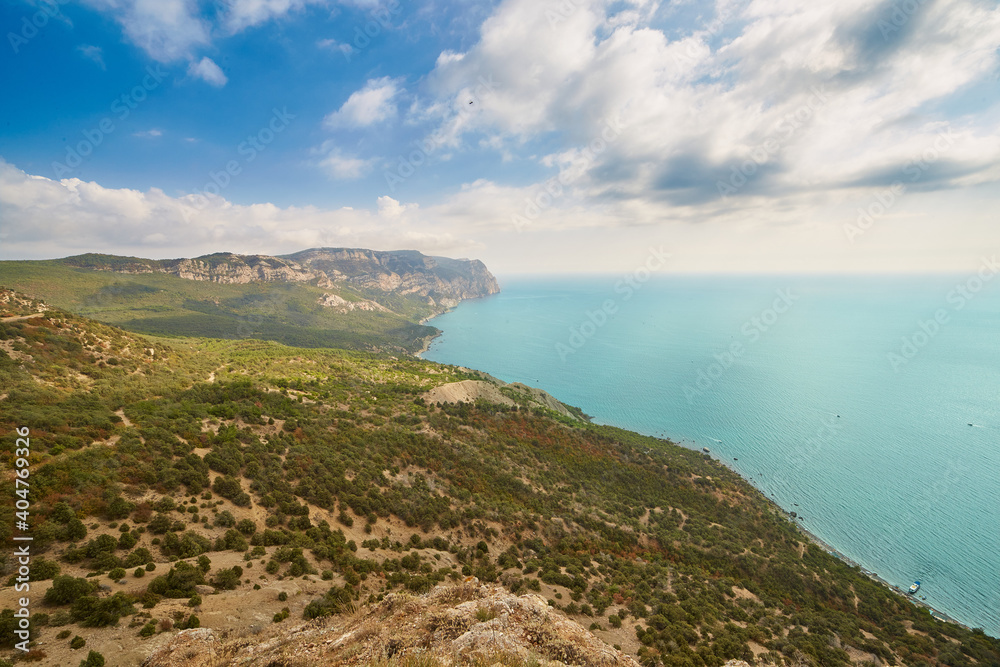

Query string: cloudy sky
1 0 998 274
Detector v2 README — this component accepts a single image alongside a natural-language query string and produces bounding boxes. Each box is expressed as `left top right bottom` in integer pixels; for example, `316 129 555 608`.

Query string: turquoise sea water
422 274 1000 636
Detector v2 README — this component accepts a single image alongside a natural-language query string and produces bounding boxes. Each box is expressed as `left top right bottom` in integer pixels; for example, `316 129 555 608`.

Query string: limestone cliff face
63 248 501 304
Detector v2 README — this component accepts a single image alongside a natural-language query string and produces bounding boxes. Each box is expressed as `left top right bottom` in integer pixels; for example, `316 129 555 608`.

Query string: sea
421 274 1000 636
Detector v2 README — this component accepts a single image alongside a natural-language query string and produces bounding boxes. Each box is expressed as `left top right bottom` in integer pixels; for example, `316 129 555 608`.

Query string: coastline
704 454 970 631
415 311 446 357
410 288 986 637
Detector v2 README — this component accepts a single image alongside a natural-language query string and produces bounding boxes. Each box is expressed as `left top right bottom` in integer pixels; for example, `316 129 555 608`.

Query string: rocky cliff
61 248 501 304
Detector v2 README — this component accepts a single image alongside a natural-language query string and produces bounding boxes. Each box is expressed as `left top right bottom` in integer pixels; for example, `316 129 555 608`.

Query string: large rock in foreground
143 581 639 667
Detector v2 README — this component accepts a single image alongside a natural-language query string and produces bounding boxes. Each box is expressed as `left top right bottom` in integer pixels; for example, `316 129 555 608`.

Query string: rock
143 582 639 666
425 379 582 421
195 585 216 596
142 628 216 667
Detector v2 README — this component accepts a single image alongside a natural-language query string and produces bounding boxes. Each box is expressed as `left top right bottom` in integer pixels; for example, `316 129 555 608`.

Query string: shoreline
415 294 986 638
415 311 445 357
704 453 971 631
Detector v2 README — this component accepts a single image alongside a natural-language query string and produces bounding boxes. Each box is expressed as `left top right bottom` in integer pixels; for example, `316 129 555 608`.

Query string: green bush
147 562 205 598
44 576 98 605
79 650 105 667
71 592 136 627
108 567 126 581
70 636 86 649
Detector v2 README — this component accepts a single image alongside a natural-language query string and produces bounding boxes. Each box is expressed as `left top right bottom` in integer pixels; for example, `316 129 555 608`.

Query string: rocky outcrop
61 248 501 305
424 378 583 421
317 293 392 314
0 288 50 316
143 581 640 667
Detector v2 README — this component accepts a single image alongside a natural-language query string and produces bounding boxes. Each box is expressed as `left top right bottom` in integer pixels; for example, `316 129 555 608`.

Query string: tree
44 576 98 606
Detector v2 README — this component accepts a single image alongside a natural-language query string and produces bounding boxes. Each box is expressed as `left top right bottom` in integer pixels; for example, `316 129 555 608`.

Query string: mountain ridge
58 247 501 307
0 248 500 355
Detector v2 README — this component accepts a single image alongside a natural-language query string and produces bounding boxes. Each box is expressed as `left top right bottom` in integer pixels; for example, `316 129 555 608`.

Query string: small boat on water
703 447 710 453
908 581 921 595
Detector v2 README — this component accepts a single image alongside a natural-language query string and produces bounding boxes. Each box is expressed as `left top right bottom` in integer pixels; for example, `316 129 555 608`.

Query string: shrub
108 567 126 581
44 576 98 605
79 650 105 667
138 621 156 637
134 568 145 578
212 566 244 591
147 562 205 598
188 595 202 607
71 592 136 627
70 636 86 649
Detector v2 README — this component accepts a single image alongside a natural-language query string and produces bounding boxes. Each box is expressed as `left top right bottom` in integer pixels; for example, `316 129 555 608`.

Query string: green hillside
0 296 998 666
0 259 436 354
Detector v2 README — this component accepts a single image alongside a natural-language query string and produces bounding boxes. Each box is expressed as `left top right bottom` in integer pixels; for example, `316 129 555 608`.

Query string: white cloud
133 129 164 138
77 44 106 69
187 57 228 87
80 0 333 62
222 0 334 33
0 159 473 260
417 0 1000 220
80 0 210 62
313 142 376 179
323 77 402 129
377 195 417 219
317 38 353 58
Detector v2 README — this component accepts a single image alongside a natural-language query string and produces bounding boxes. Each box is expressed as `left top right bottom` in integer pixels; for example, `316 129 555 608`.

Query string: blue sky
1 0 999 274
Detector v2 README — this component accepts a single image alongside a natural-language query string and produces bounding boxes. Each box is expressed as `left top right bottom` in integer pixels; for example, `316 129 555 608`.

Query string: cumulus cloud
80 0 210 62
0 160 474 260
416 0 1000 222
221 0 334 33
79 0 333 62
313 142 377 179
324 77 403 129
187 57 228 87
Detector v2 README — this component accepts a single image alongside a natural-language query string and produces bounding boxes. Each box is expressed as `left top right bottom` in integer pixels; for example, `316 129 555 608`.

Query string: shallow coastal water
422 274 1000 636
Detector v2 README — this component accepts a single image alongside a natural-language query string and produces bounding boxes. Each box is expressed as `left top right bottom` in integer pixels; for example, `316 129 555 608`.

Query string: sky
0 0 998 274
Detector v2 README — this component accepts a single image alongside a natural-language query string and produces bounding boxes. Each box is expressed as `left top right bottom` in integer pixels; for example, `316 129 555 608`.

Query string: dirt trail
0 312 46 322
